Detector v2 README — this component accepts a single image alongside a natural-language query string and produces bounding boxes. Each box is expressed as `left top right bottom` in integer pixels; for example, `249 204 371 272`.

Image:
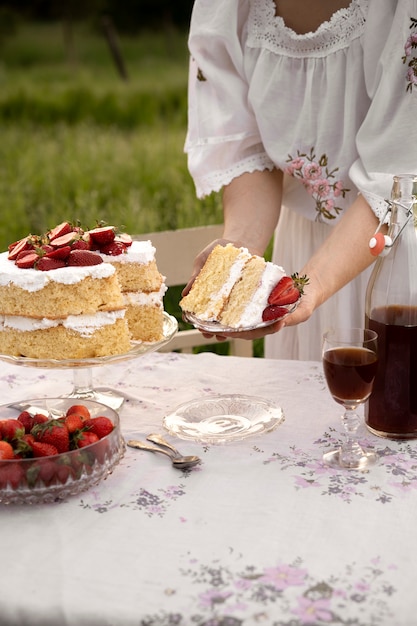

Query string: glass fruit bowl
0 398 125 505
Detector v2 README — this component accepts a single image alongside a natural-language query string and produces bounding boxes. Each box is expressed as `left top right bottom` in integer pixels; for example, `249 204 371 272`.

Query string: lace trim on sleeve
195 153 275 199
247 0 369 58
361 191 390 223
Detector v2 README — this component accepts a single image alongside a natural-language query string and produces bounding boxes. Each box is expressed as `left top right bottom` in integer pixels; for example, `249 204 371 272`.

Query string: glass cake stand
0 312 178 410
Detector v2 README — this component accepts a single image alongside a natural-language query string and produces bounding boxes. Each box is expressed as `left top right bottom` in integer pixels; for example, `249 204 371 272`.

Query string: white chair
134 225 253 357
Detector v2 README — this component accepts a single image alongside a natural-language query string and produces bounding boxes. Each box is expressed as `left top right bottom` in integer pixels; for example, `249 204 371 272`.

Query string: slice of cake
0 222 167 359
180 243 304 329
100 240 167 342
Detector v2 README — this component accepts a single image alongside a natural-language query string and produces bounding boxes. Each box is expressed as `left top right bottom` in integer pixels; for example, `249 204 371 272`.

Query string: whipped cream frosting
100 240 156 265
0 251 115 292
0 309 126 337
239 262 285 327
123 283 167 306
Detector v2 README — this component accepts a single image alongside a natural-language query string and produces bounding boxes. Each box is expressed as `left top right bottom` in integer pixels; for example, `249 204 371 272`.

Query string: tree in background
0 0 194 32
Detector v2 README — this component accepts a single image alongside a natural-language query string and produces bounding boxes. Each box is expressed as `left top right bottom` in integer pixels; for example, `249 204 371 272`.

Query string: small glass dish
163 394 284 444
182 301 298 334
0 398 125 505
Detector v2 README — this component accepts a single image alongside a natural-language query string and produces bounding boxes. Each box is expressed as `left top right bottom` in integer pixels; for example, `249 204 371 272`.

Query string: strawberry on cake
0 222 167 359
180 243 307 329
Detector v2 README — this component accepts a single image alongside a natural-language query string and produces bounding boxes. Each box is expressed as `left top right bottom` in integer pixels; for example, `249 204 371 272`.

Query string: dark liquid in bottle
323 347 378 406
366 306 417 438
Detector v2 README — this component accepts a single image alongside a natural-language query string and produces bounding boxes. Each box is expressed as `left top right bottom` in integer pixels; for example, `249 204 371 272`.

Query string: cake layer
0 317 131 359
0 251 124 317
180 244 251 321
125 304 164 342
102 241 164 292
0 274 124 318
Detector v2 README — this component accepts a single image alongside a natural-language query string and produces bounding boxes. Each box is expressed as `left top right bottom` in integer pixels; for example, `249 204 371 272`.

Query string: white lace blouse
185 0 417 223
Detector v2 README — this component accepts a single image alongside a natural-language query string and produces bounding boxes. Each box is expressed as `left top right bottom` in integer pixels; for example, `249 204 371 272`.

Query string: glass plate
163 394 285 444
182 301 298 334
0 312 178 369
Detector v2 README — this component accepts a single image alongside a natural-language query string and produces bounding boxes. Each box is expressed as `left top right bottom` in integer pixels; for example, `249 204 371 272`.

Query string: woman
183 0 417 360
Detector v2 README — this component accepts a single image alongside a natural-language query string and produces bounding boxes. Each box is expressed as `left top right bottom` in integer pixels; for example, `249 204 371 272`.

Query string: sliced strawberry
88 226 116 246
100 241 127 256
36 257 67 271
268 276 296 305
115 233 133 247
8 237 31 261
15 251 39 268
268 273 308 306
40 244 54 254
262 305 289 322
15 248 37 262
71 239 91 251
67 250 103 266
45 245 72 260
50 232 78 248
48 221 72 241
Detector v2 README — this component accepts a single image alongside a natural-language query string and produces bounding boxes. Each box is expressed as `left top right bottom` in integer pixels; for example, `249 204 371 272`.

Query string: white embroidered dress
185 0 417 360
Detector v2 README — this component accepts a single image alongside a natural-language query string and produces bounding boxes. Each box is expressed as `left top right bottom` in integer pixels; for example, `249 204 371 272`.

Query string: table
1 351 416 625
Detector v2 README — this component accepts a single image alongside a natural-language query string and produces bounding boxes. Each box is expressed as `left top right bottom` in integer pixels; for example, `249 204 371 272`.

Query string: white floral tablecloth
1 351 417 626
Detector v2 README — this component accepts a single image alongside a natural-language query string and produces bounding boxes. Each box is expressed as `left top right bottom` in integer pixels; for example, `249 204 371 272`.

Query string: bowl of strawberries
0 398 125 504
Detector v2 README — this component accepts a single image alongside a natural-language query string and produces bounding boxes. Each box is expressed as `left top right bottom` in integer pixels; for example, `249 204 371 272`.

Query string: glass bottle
365 174 417 439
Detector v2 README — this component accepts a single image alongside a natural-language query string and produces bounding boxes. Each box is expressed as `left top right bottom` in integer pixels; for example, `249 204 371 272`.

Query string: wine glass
322 328 378 469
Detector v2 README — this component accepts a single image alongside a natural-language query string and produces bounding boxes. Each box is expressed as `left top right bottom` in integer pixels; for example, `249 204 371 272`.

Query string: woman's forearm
299 194 380 312
222 168 283 255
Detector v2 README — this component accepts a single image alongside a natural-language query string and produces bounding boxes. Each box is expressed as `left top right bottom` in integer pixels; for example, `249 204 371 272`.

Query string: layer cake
0 223 166 358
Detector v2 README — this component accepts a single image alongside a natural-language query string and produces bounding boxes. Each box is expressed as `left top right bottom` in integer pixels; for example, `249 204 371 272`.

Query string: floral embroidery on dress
285 148 350 221
402 17 417 92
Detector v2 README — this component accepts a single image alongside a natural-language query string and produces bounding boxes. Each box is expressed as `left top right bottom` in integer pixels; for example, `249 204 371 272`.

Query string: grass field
0 21 264 356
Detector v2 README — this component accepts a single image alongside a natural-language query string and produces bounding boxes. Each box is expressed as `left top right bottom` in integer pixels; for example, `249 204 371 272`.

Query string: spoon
146 433 185 458
127 440 201 469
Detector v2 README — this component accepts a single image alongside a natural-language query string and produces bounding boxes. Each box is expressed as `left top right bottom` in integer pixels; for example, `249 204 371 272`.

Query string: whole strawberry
66 404 91 421
17 411 34 434
0 463 24 489
0 440 14 460
0 419 25 442
84 416 114 439
32 419 70 453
